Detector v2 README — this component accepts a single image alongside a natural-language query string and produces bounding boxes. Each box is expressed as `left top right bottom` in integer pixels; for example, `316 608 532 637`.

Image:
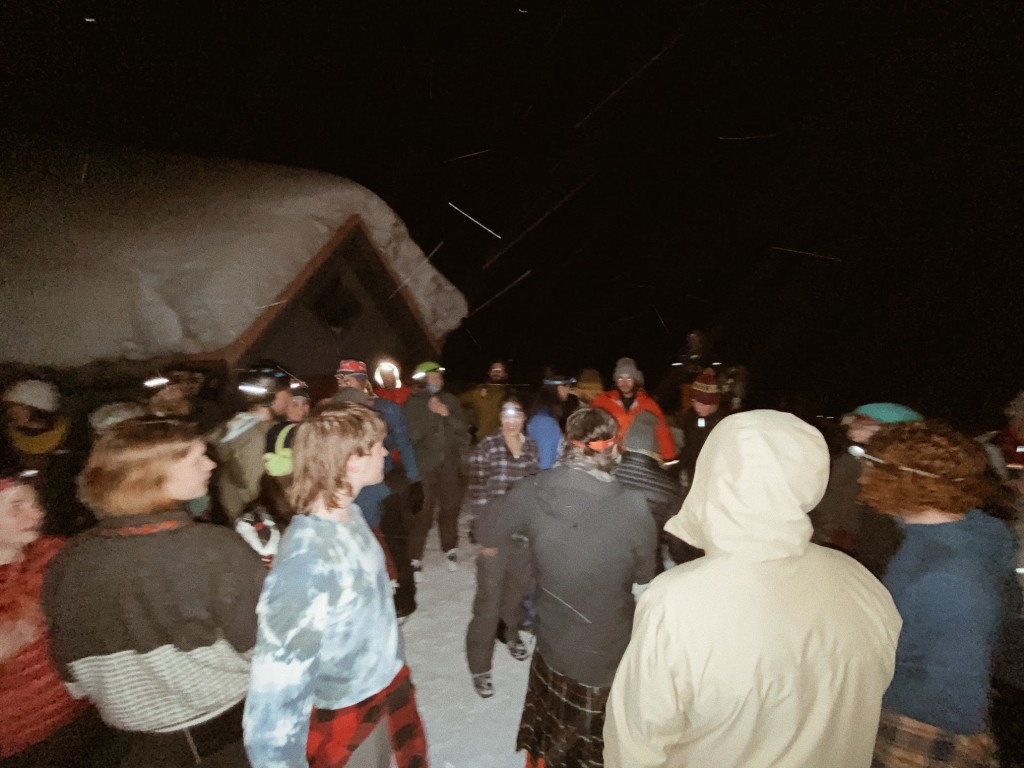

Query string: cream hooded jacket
604 410 901 768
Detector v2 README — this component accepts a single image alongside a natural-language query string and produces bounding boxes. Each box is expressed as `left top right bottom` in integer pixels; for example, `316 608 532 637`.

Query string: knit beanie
574 369 604 402
612 358 644 388
624 411 660 454
852 402 923 425
335 359 368 379
691 368 720 406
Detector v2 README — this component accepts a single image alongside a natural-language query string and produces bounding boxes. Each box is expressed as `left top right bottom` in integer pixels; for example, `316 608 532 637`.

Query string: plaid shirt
468 431 540 508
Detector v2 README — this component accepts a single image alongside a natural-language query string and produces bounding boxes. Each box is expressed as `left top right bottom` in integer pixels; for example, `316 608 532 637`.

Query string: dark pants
408 460 463 560
380 473 417 617
466 540 532 675
992 679 1024 767
116 701 249 768
3 710 120 768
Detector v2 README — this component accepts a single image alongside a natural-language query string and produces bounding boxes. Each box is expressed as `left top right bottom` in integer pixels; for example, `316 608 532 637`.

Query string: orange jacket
590 390 677 461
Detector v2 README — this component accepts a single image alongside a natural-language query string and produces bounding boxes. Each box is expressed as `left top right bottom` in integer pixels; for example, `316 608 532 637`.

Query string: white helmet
3 380 60 413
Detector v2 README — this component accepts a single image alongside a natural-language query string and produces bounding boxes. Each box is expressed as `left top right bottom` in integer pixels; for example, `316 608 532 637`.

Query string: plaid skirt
872 709 998 768
307 665 428 768
516 652 609 768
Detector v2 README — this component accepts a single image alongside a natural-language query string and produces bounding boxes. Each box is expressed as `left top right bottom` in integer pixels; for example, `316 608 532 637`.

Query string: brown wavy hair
79 419 198 518
561 407 619 472
288 403 386 513
857 420 993 518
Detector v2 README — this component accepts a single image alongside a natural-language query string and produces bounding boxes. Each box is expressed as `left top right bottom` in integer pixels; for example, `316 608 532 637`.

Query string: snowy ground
400 513 531 768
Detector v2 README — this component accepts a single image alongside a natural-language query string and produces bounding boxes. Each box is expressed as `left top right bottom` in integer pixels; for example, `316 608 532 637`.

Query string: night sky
3 1 1021 428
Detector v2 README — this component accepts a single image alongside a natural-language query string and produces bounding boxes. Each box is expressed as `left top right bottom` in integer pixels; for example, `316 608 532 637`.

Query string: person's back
617 545 898 765
605 410 901 767
483 464 656 687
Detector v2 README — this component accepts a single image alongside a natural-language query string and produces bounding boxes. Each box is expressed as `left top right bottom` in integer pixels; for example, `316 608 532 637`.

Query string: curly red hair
857 420 994 519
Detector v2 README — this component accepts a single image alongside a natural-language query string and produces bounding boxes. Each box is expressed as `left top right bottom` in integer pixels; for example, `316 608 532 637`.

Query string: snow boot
507 638 529 661
472 672 494 698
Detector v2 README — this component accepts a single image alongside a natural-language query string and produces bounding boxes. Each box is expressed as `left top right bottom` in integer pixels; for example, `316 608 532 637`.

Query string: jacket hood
666 410 829 560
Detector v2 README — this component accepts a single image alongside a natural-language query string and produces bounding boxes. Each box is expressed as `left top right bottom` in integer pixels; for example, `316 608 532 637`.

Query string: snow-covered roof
0 138 467 368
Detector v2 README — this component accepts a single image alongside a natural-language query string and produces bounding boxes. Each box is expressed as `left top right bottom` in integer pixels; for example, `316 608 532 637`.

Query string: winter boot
507 637 529 661
472 672 494 698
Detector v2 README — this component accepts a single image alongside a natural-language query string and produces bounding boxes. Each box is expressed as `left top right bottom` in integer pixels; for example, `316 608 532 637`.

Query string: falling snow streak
483 174 595 269
769 246 843 263
444 149 492 163
469 270 532 317
651 304 671 335
717 133 779 141
448 203 502 239
575 25 689 129
388 241 445 300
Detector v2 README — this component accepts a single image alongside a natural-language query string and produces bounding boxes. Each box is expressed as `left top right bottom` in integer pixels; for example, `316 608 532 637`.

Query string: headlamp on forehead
412 364 445 382
501 405 524 418
144 375 170 389
373 359 402 388
543 376 577 387
848 444 964 481
0 469 38 493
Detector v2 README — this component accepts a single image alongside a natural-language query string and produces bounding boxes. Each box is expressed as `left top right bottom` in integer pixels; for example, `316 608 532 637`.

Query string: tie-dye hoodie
243 509 403 768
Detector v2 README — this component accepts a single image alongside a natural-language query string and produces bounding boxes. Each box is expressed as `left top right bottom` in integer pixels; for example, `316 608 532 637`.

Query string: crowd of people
1 352 1022 768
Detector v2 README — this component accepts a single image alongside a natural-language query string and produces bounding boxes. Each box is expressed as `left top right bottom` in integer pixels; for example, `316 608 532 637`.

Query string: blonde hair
288 403 386 513
79 419 198 518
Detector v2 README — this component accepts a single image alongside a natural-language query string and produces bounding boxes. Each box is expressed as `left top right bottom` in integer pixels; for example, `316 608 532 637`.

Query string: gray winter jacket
477 464 656 687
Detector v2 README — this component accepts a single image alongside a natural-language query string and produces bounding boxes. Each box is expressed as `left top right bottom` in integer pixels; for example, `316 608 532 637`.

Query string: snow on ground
401 513 531 768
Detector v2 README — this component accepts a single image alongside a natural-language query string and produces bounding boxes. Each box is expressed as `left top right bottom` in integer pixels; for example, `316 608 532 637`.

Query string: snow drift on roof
0 139 467 367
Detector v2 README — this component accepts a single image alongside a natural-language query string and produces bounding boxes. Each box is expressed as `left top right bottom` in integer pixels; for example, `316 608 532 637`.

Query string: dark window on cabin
312 274 364 331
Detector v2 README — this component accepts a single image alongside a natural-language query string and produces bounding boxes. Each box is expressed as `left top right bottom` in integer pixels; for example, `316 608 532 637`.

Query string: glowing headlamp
239 383 270 396
373 360 402 388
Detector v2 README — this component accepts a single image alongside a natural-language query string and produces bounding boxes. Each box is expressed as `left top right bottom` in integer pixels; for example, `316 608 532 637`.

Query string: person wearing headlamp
858 420 1019 766
466 394 540 698
404 361 470 579
373 359 411 407
476 407 655 766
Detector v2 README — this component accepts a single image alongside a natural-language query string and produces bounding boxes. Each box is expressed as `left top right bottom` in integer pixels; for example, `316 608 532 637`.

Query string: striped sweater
41 510 267 733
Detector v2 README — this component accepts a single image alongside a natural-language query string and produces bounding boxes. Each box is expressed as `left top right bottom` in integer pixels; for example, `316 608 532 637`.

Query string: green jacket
404 390 469 475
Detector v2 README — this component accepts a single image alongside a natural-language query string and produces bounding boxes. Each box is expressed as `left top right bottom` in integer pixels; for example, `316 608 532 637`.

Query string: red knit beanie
691 368 721 406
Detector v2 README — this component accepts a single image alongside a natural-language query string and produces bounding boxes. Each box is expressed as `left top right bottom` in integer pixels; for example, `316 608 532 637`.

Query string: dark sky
3 1 1022 427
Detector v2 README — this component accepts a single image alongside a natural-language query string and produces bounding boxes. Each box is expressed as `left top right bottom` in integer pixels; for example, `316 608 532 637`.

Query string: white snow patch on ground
401 513 530 768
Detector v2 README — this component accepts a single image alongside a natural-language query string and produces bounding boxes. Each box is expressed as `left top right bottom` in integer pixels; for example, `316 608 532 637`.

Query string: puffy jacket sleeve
643 397 677 461
604 587 688 767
